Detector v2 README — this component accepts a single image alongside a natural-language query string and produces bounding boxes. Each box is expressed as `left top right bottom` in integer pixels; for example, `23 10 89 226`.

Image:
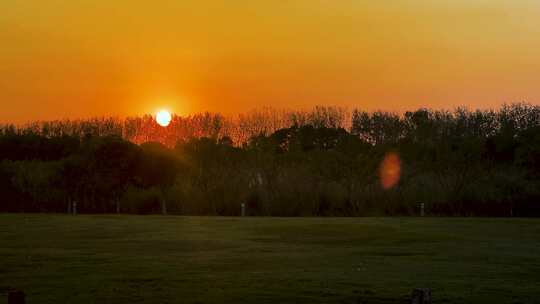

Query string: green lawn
1 215 539 303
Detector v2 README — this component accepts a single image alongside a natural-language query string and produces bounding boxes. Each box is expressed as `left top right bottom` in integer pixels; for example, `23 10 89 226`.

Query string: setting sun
156 110 172 127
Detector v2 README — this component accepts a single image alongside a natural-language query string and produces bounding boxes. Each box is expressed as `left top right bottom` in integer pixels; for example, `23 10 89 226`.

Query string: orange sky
1 0 540 123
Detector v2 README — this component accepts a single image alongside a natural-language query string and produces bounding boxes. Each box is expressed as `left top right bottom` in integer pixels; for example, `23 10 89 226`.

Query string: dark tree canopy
1 103 539 216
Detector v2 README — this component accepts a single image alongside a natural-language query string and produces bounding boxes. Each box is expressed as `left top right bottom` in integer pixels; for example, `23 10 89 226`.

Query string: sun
155 110 172 127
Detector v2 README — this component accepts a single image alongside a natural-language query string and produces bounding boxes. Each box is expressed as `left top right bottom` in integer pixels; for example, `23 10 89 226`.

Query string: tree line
2 106 351 147
1 103 539 216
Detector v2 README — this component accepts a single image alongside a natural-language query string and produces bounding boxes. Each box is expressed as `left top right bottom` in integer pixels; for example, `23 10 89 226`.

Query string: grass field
1 215 539 303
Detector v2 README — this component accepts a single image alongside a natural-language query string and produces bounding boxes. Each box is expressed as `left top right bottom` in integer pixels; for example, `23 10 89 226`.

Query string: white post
162 199 167 215
241 203 246 217
420 203 425 217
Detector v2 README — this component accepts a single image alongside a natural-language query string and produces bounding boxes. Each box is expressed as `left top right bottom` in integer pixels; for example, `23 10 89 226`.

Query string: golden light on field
380 152 401 190
155 110 172 127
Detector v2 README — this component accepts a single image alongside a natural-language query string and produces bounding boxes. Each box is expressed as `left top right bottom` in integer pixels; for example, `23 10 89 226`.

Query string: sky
1 0 540 123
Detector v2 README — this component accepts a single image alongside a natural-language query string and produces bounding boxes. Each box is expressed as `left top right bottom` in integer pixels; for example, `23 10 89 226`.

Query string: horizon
0 102 534 126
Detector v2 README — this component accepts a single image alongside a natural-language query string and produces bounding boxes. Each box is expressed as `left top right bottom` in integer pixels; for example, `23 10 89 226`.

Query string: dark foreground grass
0 215 539 303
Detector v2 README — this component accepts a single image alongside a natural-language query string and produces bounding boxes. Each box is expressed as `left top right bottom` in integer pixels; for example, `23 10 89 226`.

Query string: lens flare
155 110 172 127
379 152 401 189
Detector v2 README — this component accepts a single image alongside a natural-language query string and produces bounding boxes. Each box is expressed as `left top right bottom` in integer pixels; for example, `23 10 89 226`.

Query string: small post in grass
411 288 431 304
418 202 425 217
8 289 25 304
241 203 246 217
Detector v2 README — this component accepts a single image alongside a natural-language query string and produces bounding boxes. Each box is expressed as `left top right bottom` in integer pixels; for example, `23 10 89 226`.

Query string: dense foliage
1 104 539 216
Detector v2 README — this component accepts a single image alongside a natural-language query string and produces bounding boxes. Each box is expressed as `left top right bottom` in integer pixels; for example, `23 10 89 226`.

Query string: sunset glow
1 1 540 123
